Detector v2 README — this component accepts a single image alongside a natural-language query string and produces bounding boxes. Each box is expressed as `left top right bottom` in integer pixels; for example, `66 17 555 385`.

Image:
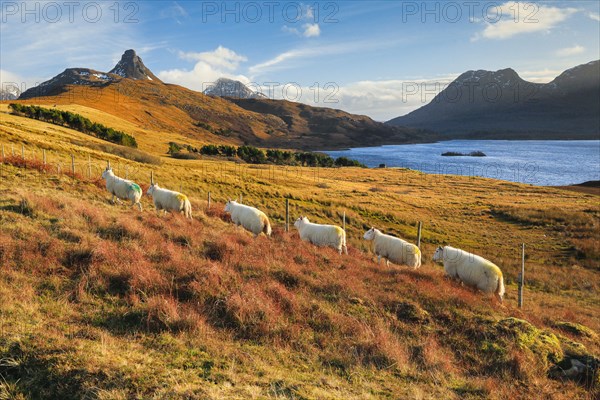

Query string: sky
1 0 599 121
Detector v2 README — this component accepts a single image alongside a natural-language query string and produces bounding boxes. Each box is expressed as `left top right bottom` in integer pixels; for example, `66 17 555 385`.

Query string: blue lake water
325 140 600 186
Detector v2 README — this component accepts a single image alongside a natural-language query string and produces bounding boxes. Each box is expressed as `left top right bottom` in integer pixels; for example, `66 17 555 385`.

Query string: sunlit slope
0 107 598 398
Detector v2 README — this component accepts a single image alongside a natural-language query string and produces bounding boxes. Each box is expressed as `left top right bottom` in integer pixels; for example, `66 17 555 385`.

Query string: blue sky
1 1 599 120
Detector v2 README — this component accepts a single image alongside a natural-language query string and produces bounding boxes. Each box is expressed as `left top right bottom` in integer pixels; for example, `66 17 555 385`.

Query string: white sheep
294 216 347 254
224 200 272 237
146 183 192 219
363 227 421 268
433 246 505 302
101 167 143 211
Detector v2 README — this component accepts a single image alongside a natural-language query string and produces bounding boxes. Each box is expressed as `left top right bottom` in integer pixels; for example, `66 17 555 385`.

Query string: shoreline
317 138 600 152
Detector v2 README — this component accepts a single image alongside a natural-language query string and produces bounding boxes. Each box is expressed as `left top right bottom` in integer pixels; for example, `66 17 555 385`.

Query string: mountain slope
228 98 436 149
109 49 162 82
203 77 267 99
0 84 21 100
13 49 434 151
387 60 600 139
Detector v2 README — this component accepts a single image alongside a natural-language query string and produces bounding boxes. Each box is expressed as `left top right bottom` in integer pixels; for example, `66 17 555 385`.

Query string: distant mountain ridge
0 85 20 100
387 60 600 139
19 50 160 99
203 78 267 99
13 49 435 150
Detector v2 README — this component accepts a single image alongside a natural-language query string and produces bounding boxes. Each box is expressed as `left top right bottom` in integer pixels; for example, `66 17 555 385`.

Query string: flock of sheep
102 166 506 303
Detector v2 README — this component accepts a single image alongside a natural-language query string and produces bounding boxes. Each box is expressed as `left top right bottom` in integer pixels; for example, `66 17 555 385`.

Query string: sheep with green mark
101 167 143 211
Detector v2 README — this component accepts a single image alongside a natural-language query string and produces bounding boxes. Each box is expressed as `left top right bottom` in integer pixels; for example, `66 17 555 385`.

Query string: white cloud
282 23 321 38
588 12 600 22
248 39 401 77
556 45 585 57
519 68 564 83
0 69 35 94
0 1 157 88
282 25 300 36
160 1 188 24
158 46 250 91
473 2 578 41
255 75 457 121
302 23 320 37
177 46 247 70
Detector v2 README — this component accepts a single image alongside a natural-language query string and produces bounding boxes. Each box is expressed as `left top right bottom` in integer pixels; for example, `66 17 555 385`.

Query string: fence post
343 211 346 231
88 155 92 179
107 160 110 169
150 170 154 184
239 194 243 204
71 154 75 178
21 144 25 159
417 221 422 248
1 144 4 163
207 191 211 210
285 198 290 232
11 144 14 156
518 243 525 308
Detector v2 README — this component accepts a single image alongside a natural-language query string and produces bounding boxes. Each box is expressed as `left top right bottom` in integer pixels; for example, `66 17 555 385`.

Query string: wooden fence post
11 144 14 156
107 160 110 169
1 144 4 163
239 194 243 204
285 198 290 232
21 144 25 159
207 191 211 210
518 244 525 308
150 170 154 184
417 221 422 248
88 155 92 179
71 154 75 177
343 211 346 231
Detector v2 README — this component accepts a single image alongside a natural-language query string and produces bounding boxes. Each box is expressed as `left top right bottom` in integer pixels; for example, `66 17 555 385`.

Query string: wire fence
0 139 427 236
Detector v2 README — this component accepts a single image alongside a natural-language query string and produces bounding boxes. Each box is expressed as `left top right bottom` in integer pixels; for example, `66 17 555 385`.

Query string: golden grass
0 105 598 399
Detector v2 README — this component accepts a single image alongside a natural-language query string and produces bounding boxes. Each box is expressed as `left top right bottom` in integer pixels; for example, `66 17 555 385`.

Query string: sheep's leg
111 194 116 204
343 244 348 255
385 259 390 267
377 255 381 265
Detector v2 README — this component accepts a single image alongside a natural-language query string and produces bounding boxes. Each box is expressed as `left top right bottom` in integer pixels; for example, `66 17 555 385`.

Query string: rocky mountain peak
108 49 161 82
203 78 266 99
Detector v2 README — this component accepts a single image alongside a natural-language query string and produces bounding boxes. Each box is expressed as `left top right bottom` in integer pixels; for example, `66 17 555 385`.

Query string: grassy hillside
8 77 435 152
0 105 598 399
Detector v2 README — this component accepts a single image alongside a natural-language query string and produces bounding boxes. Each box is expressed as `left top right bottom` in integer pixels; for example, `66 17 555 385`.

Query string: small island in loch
441 151 487 157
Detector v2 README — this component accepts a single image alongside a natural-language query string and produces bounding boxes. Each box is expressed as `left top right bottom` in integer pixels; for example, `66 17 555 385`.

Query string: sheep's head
432 246 444 263
363 227 376 241
147 183 157 196
101 167 112 180
293 216 307 228
224 199 235 213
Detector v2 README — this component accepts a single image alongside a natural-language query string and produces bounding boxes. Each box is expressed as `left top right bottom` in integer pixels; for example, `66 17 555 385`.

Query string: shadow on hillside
0 198 35 217
0 339 133 399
